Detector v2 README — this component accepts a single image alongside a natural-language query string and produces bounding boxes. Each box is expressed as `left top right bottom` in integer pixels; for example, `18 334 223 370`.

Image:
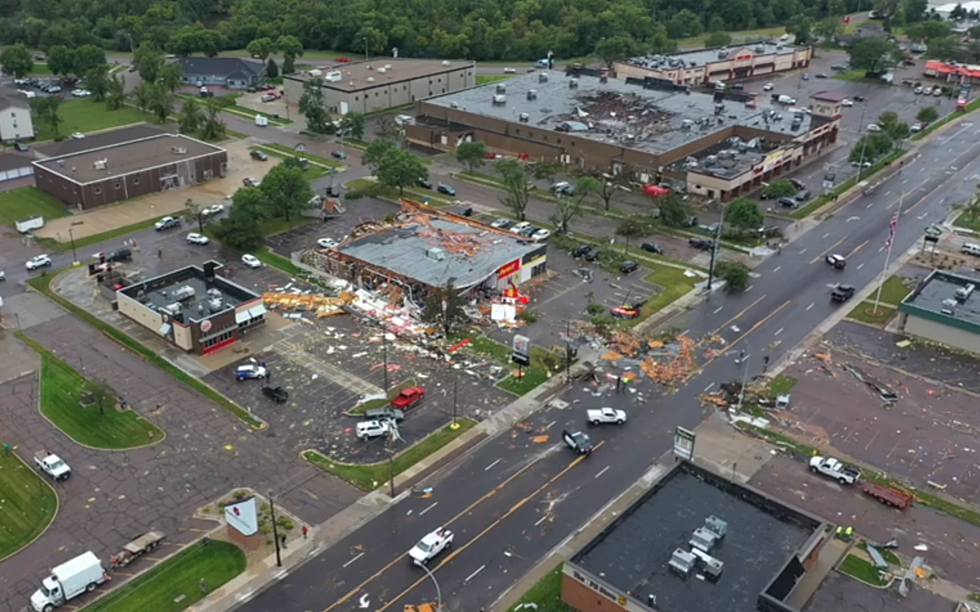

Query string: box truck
31 552 107 612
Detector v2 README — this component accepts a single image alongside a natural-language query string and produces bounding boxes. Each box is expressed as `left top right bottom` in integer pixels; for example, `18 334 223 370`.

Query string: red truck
861 482 914 509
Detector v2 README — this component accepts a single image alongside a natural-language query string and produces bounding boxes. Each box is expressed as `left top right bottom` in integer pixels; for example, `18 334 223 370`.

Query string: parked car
789 178 806 191
155 216 180 231
640 242 663 254
12 141 29 152
531 228 551 241
573 245 601 261
0 271 5 281
250 150 269 161
203 204 225 216
243 177 262 187
242 254 262 268
260 94 277 102
510 221 533 234
187 232 209 245
106 248 132 262
317 238 338 249
620 260 639 274
26 254 52 270
391 386 426 410
841 99 854 107
356 419 393 440
778 197 798 209
550 181 574 196
437 184 457 196
416 178 433 189
795 189 811 202
866 124 882 133
815 73 828 79
363 407 405 422
332 150 348 159
236 364 267 380
688 238 714 250
263 384 289 403
490 218 512 229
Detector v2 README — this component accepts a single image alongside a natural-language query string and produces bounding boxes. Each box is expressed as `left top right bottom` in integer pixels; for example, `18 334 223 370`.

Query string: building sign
572 569 625 605
225 497 259 536
761 150 789 173
201 320 212 333
674 426 696 461
924 225 943 238
512 334 531 367
498 259 521 279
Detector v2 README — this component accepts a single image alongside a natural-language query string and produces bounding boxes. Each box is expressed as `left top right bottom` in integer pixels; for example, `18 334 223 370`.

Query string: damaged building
306 201 547 307
405 71 841 202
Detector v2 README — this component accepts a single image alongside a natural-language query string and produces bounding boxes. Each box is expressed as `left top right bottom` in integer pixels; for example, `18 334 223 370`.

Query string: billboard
512 334 531 367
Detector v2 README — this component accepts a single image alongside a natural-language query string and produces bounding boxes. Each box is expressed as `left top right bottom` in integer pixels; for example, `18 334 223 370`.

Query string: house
177 57 264 90
0 89 34 142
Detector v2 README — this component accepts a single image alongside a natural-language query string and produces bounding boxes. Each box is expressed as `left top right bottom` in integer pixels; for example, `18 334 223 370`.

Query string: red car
391 386 425 410
336 57 351 63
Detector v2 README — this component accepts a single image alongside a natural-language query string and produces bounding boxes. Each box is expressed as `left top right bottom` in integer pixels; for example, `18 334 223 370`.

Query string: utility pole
418 562 444 611
564 319 572 383
735 343 752 412
705 216 725 291
381 326 389 392
451 368 459 429
269 491 282 567
68 227 79 266
856 102 871 182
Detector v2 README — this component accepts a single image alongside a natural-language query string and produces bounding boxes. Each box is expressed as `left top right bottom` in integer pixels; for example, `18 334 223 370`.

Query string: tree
231 186 271 219
277 35 304 74
246 37 277 62
30 96 63 137
47 45 75 78
615 214 652 252
105 75 126 111
658 194 691 227
148 84 174 123
877 111 909 141
724 198 764 230
84 378 116 417
260 164 314 221
0 43 33 78
340 112 366 140
849 133 895 163
180 96 204 133
787 15 814 45
927 35 961 60
456 141 487 172
213 207 264 251
377 149 428 194
550 176 597 234
266 58 279 79
183 198 204 232
905 20 952 40
762 180 797 199
85 65 110 102
420 282 467 336
848 37 903 72
704 32 733 47
364 139 399 172
134 44 165 84
916 106 939 123
666 10 703 39
75 45 107 76
496 158 533 221
200 98 227 141
298 78 330 134
158 62 183 93
199 30 225 58
594 35 636 68
814 17 844 41
716 261 751 292
131 83 152 114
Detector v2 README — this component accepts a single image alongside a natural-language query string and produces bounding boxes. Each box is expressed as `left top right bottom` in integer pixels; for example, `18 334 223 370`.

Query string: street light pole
564 319 572 383
705 216 725 291
735 342 752 412
387 431 396 498
68 227 78 266
417 561 444 611
381 326 389 392
451 369 458 429
872 190 904 314
268 491 282 567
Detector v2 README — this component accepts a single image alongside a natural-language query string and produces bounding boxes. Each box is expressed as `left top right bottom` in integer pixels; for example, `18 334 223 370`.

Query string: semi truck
31 552 108 612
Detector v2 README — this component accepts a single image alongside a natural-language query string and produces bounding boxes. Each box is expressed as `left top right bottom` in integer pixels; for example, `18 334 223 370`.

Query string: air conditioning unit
377 67 387 73
171 285 196 301
569 79 579 89
669 549 697 576
492 94 506 105
526 90 537 101
495 84 507 94
384 64 392 70
538 73 548 83
519 113 529 122
426 247 446 261
442 60 451 66
93 159 108 170
367 77 375 82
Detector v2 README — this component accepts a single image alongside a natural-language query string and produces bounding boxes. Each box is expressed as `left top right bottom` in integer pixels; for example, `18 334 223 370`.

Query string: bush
344 190 365 200
519 310 539 322
586 303 606 315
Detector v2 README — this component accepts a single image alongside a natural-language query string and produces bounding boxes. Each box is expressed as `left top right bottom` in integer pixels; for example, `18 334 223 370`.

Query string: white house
0 90 34 142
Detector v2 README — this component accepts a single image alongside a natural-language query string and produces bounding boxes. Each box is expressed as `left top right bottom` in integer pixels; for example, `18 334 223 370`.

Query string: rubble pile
599 330 717 386
560 90 676 138
262 291 355 318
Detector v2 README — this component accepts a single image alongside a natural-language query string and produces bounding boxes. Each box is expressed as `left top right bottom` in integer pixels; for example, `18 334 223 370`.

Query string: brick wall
562 573 628 612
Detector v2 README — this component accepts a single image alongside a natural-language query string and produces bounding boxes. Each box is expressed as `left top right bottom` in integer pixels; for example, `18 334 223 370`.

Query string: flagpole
872 190 904 314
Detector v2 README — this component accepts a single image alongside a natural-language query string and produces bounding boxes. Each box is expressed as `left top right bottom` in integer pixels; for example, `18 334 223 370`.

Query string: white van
777 94 796 105
961 243 980 257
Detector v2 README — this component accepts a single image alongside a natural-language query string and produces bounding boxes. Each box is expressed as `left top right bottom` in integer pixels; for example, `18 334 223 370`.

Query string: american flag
884 211 899 251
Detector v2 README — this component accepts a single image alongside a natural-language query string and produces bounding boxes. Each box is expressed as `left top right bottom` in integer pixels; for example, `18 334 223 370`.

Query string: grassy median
83 540 246 612
838 554 889 586
0 441 58 561
508 565 571 612
304 418 477 490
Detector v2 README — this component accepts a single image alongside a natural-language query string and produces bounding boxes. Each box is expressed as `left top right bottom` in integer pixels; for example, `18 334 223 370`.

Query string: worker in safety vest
844 526 854 539
835 526 844 537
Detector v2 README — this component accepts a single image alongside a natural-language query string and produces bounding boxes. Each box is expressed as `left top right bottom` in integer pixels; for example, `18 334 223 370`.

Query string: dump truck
34 450 71 481
30 552 107 612
109 531 166 568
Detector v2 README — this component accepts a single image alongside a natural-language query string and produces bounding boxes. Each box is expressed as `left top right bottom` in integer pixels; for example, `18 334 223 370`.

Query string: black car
795 189 811 202
250 150 269 161
573 245 600 261
106 248 132 262
12 141 29 152
830 64 848 71
688 238 714 250
852 95 866 102
640 242 663 254
778 197 798 209
789 178 806 190
620 260 639 274
437 184 457 196
831 284 856 302
815 73 829 79
562 429 594 455
262 384 289 403
331 150 348 160
416 178 433 189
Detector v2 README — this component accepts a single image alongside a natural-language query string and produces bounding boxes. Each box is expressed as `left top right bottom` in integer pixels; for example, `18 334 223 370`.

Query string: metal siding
905 315 980 354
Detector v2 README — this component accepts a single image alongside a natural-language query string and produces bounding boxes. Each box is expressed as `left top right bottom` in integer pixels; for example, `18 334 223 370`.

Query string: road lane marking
773 266 781 273
343 552 365 568
857 263 864 270
535 515 549 526
369 446 600 612
806 303 814 311
484 459 501 471
746 285 753 292
595 466 611 479
845 240 869 259
774 328 783 336
710 295 766 338
810 235 849 265
799 248 808 255
713 306 724 314
319 442 565 612
419 502 439 516
879 246 885 252
464 564 486 584
866 202 874 208
697 301 792 372
704 383 715 392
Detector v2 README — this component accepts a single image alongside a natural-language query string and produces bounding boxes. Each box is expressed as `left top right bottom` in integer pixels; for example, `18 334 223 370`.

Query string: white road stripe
774 328 783 336
595 466 611 479
857 263 864 270
713 306 724 314
464 564 486 584
823 232 830 238
484 459 501 471
799 248 808 255
420 502 439 516
806 303 814 311
773 266 781 273
535 515 549 526
343 552 364 568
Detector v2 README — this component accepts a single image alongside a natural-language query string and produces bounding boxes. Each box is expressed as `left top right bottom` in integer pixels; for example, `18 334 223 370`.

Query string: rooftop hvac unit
704 516 728 539
519 113 529 122
171 285 196 301
669 549 697 576
172 147 187 154
325 71 342 82
426 247 447 261
495 84 507 94
569 79 579 89
161 302 182 316
367 77 375 82
93 159 108 170
208 297 223 311
377 67 386 73
538 73 548 83
492 94 506 105
690 527 719 552
690 548 725 581
442 60 451 66
755 45 765 52
527 90 537 100
450 101 459 108
956 283 975 301
384 64 392 70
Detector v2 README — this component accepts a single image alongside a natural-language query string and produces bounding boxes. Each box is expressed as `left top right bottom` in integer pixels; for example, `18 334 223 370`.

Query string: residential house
0 89 34 142
177 57 264 90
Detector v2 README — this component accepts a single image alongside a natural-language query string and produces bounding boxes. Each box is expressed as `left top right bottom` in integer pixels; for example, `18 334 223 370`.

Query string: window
557 138 561 144
515 129 520 135
115 182 122 190
95 187 102 194
355 96 359 101
134 177 140 185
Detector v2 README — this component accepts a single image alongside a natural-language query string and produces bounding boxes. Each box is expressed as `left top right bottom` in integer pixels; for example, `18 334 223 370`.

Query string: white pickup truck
409 527 454 565
586 407 627 425
809 455 860 485
34 451 71 481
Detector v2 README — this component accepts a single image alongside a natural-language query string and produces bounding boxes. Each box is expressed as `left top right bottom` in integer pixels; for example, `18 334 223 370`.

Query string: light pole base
72 261 81 267
449 422 460 430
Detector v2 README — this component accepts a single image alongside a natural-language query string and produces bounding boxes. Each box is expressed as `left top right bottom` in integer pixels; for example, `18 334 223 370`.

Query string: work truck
809 455 860 484
586 407 627 425
409 527 455 565
31 552 107 612
34 450 71 481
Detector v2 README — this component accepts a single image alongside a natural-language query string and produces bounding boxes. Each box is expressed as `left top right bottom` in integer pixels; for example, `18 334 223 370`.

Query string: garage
0 152 34 183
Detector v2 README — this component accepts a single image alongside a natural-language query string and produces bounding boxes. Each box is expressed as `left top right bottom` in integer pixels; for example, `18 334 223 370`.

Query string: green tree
105 74 126 111
231 186 271 219
179 96 203 133
277 35 304 74
85 65 110 102
455 141 487 172
704 32 733 47
298 78 330 134
246 37 277 62
213 206 264 251
158 62 184 92
0 43 33 78
199 30 225 58
787 15 814 45
877 111 909 141
260 164 314 221
75 45 107 76
364 138 399 172
724 198 764 230
927 35 961 60
666 9 703 39
849 133 895 163
848 37 903 72
134 44 164 84
30 96 63 137
47 45 75 78
716 261 751 292
496 158 533 221
183 198 204 232
762 180 797 199
916 106 939 123
167 24 204 57
904 20 952 39
266 58 279 79
420 282 467 336
594 35 636 68
707 16 727 32
814 17 843 41
130 83 152 114
148 83 174 123
200 98 227 141
340 112 366 140
658 194 691 227
615 214 652 252
377 149 428 194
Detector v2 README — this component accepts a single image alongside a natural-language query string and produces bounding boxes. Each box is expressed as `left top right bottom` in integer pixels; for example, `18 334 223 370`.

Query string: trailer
861 482 914 509
109 531 166 568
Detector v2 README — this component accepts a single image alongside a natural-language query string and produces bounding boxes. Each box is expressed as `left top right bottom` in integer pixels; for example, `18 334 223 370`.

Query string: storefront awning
159 323 172 335
248 304 267 320
234 310 252 324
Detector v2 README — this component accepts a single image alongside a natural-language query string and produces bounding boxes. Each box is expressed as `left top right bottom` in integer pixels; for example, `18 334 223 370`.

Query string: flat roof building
563 461 827 612
116 261 267 355
283 59 476 116
306 201 547 301
898 269 980 354
407 70 842 202
32 133 227 211
615 42 812 87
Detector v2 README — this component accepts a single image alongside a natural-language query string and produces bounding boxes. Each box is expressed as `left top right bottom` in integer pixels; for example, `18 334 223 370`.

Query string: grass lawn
253 247 306 276
846 302 897 326
954 209 980 232
35 214 174 253
508 565 571 612
476 74 515 85
766 374 799 396
83 541 246 612
634 265 698 323
255 143 343 168
0 187 70 228
27 273 264 429
18 333 162 449
256 215 311 237
304 418 477 490
833 70 879 83
248 147 331 182
497 345 561 395
877 275 912 305
28 63 53 75
838 554 889 586
790 150 905 219
0 441 58 560
345 178 455 206
35 100 151 142
347 379 418 415
857 541 901 566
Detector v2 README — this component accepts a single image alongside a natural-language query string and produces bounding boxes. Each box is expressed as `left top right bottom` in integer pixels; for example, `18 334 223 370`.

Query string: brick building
32 133 227 210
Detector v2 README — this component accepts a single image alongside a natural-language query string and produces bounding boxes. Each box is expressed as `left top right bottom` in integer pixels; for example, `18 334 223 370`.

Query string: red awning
642 184 670 197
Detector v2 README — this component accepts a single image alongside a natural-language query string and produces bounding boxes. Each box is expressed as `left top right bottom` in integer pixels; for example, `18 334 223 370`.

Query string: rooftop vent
569 78 579 89
93 159 108 170
171 285 196 301
956 283 975 301
495 84 507 94
377 67 387 73
519 112 529 122
426 247 447 261
325 71 342 82
669 549 697 576
704 515 729 539
450 101 459 108
172 147 187 154
367 77 375 82
57 159 65 167
492 94 506 105
538 73 548 83
526 89 537 101
755 45 765 53
690 527 719 552
442 60 451 66
384 64 392 70
690 548 725 580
